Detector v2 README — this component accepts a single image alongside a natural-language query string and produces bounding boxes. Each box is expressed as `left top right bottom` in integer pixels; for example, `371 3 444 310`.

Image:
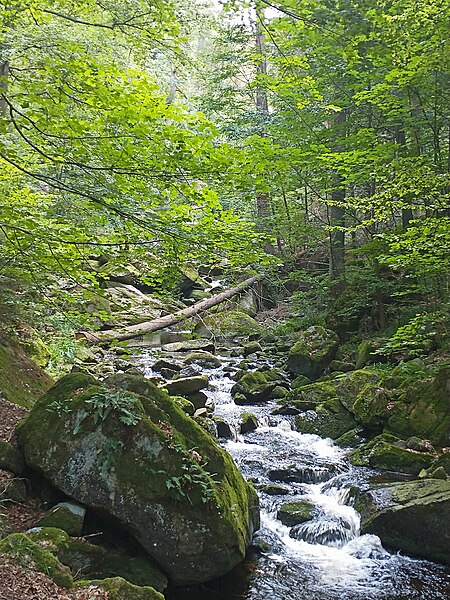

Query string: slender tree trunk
329 110 346 283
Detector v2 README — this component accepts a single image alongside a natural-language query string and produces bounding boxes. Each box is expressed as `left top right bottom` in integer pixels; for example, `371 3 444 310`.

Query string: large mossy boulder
194 309 261 339
17 373 259 585
359 479 450 565
386 362 450 446
286 326 339 380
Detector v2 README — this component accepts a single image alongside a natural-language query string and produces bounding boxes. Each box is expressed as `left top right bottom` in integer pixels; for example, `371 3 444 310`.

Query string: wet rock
152 359 182 373
183 351 221 368
335 428 365 448
163 375 209 396
179 365 202 378
291 375 311 389
268 465 336 485
295 398 357 440
231 369 284 404
240 413 259 434
359 479 450 565
186 391 208 410
258 484 290 496
103 283 163 327
286 326 339 380
277 501 314 527
17 373 260 585
160 368 178 380
162 339 215 353
213 417 234 439
243 341 262 356
37 502 86 536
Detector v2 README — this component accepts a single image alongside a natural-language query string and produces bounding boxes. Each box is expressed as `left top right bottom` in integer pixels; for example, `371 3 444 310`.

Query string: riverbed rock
240 413 259 434
286 326 339 380
349 434 435 475
213 417 234 439
104 283 164 327
183 351 221 368
17 373 260 585
194 310 262 339
231 369 284 404
162 339 215 353
163 375 209 396
295 397 357 440
277 501 314 527
85 577 164 600
359 479 450 565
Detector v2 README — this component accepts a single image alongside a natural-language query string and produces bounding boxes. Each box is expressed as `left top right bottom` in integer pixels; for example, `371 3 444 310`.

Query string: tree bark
77 275 261 344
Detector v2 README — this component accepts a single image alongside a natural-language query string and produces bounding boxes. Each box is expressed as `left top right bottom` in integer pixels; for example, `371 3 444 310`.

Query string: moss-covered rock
37 502 86 536
348 434 435 475
27 527 168 591
0 533 73 587
84 577 164 600
17 373 259 585
183 351 221 368
286 326 339 380
240 413 259 434
243 341 262 356
231 369 284 404
295 397 357 440
0 333 53 407
194 310 262 339
386 362 450 446
0 439 25 474
359 479 450 565
258 484 289 495
281 380 338 412
277 501 314 527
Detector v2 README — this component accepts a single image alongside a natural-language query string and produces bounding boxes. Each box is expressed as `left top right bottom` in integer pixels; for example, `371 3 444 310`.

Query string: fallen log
77 275 261 345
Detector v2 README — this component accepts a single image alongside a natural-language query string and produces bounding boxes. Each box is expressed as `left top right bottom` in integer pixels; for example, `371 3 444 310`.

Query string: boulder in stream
286 326 339 380
17 373 260 585
358 479 450 565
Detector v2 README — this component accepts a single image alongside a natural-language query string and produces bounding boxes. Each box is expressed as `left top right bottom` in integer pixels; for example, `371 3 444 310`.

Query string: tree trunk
77 275 261 344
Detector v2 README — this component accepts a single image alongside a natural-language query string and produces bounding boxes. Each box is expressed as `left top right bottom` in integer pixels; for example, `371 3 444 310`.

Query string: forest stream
135 345 450 600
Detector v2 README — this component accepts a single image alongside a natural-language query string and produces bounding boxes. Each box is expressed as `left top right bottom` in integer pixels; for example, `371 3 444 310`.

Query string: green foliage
375 310 450 359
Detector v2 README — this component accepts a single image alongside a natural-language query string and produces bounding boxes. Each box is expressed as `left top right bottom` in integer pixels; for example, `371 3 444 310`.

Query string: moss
27 528 167 591
83 577 164 600
335 428 365 448
0 439 25 474
0 533 73 588
286 326 339 379
170 395 195 416
277 501 314 527
232 370 282 403
0 334 53 407
240 413 258 434
386 362 450 446
334 368 381 412
348 433 400 466
194 309 262 338
352 384 392 430
282 381 337 411
368 442 434 475
37 502 85 536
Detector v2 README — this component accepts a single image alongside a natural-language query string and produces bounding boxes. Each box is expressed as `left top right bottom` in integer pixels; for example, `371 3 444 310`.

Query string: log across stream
131 346 450 600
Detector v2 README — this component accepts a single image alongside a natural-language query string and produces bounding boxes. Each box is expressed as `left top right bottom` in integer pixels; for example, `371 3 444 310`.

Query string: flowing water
135 348 450 600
